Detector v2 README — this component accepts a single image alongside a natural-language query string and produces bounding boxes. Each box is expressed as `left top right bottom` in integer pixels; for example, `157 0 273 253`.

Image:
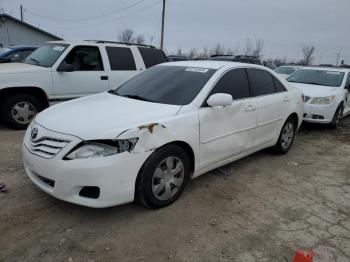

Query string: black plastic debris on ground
0 183 7 193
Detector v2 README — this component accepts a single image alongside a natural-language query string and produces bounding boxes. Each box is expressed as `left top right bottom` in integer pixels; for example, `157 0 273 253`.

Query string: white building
0 14 61 47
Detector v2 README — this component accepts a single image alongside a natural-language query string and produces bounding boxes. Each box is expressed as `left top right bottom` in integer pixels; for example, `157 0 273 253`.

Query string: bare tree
252 39 264 58
188 48 198 58
301 46 315 65
118 28 134 43
244 38 253 56
176 46 182 56
212 43 225 56
135 34 145 44
225 48 234 56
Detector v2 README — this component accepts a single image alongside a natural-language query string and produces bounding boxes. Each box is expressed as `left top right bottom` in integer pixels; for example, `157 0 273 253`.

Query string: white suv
0 40 167 129
288 67 350 128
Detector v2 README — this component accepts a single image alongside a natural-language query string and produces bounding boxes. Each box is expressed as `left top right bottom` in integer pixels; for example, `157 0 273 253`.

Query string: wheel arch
288 112 299 130
0 86 49 108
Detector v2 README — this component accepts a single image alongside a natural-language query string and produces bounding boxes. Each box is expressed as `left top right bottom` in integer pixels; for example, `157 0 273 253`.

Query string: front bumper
302 102 338 124
22 124 152 208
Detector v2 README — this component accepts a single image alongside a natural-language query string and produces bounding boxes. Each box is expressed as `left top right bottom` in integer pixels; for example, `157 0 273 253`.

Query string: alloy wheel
11 101 37 124
281 122 294 150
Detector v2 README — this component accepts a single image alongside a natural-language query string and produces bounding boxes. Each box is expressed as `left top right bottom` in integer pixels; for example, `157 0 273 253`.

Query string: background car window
208 68 250 100
106 46 136 71
63 46 103 71
287 69 344 87
273 77 287 92
138 47 168 68
247 68 276 96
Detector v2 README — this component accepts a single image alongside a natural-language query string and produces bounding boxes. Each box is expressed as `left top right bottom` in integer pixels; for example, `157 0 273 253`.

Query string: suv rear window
106 46 136 71
138 47 168 68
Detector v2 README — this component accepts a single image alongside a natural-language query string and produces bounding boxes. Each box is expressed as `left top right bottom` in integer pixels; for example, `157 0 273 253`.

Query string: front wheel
135 145 190 208
330 104 343 129
0 94 44 130
271 117 296 154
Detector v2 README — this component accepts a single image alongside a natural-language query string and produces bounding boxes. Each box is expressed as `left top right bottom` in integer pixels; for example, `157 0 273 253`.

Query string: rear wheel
271 117 296 154
136 144 190 208
0 94 44 129
330 104 343 129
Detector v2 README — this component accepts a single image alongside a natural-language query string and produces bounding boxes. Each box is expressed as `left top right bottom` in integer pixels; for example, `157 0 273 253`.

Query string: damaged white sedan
22 61 303 208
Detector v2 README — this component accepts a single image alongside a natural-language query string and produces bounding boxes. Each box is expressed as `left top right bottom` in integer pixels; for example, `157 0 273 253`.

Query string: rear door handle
100 75 108 80
283 96 290 102
245 105 256 111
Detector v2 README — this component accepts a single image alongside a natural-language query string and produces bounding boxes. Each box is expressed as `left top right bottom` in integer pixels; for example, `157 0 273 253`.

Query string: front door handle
245 105 256 111
283 96 290 102
100 75 108 80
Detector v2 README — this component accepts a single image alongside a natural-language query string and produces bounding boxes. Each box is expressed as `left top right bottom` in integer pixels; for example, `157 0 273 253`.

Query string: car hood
289 82 339 97
0 62 50 74
35 92 182 140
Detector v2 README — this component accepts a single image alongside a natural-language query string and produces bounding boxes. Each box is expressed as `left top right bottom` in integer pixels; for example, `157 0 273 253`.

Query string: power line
25 1 162 30
24 0 147 22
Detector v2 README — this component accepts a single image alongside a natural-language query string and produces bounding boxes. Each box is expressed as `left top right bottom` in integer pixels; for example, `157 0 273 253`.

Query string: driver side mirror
207 93 233 107
57 62 74 72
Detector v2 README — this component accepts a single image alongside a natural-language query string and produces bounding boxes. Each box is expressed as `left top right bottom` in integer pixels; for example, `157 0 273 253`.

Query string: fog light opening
79 186 100 199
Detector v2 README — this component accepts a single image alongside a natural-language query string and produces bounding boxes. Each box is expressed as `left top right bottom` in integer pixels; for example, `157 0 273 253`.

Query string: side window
346 73 350 89
138 47 168 68
208 68 250 100
106 46 136 71
247 68 275 96
62 46 103 71
273 77 287 92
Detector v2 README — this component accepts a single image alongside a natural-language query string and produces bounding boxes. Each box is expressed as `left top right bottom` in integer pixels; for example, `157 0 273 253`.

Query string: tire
135 144 190 208
330 104 343 129
0 93 44 130
271 117 296 154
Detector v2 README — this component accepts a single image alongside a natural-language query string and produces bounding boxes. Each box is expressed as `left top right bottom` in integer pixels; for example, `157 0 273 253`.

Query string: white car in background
23 61 303 208
274 66 301 78
288 67 350 128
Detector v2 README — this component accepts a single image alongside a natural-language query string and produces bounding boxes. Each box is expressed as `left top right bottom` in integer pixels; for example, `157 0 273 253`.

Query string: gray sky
2 0 350 64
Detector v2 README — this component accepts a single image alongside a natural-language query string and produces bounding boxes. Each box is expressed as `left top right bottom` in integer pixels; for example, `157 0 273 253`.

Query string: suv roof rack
84 40 156 49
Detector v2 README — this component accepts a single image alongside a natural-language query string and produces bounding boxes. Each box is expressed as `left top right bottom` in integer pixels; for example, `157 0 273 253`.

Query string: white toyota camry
22 61 303 208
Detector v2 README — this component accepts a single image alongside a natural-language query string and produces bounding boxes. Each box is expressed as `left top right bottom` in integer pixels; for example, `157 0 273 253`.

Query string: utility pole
160 0 166 50
20 5 23 22
335 53 340 66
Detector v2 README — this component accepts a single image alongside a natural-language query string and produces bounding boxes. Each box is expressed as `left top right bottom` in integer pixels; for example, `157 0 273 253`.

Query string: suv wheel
271 117 296 154
136 145 190 208
1 94 44 129
330 104 343 129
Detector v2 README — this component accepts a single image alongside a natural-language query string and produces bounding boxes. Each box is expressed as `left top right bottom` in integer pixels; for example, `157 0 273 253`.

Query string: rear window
106 46 136 71
138 47 168 68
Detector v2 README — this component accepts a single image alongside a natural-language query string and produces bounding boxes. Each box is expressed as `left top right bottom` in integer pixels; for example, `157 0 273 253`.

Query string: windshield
24 43 68 67
287 69 345 87
275 66 297 75
111 65 216 105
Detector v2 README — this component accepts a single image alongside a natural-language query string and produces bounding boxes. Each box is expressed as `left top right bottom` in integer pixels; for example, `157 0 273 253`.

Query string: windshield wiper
122 94 152 102
29 58 40 64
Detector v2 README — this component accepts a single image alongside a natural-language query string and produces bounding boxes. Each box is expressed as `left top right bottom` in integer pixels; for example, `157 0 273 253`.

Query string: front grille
304 96 311 103
27 137 70 159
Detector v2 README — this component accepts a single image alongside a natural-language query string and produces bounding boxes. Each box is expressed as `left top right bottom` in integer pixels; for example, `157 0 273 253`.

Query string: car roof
300 66 350 73
47 40 155 48
161 60 267 70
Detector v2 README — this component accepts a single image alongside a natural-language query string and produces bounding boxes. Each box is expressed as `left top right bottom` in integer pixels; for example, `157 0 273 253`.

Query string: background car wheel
330 104 343 129
136 144 190 208
0 93 44 130
271 117 296 154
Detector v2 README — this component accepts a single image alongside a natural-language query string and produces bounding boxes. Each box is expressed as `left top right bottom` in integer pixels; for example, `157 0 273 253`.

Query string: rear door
199 68 257 168
247 68 288 147
105 46 141 89
52 45 109 100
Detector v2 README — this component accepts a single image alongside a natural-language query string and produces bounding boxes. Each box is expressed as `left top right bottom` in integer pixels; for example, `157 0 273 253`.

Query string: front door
52 45 109 102
199 68 257 169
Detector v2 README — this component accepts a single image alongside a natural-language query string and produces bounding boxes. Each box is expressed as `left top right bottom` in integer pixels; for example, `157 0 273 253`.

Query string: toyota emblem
31 127 38 140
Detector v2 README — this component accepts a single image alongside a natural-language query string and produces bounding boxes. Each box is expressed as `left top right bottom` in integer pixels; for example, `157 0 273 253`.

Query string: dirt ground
0 118 349 262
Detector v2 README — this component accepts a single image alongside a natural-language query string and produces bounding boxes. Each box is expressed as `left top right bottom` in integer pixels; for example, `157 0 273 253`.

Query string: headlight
64 138 138 160
310 96 335 105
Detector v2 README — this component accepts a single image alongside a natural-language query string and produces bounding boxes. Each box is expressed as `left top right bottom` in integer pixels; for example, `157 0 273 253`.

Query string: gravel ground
0 118 349 262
